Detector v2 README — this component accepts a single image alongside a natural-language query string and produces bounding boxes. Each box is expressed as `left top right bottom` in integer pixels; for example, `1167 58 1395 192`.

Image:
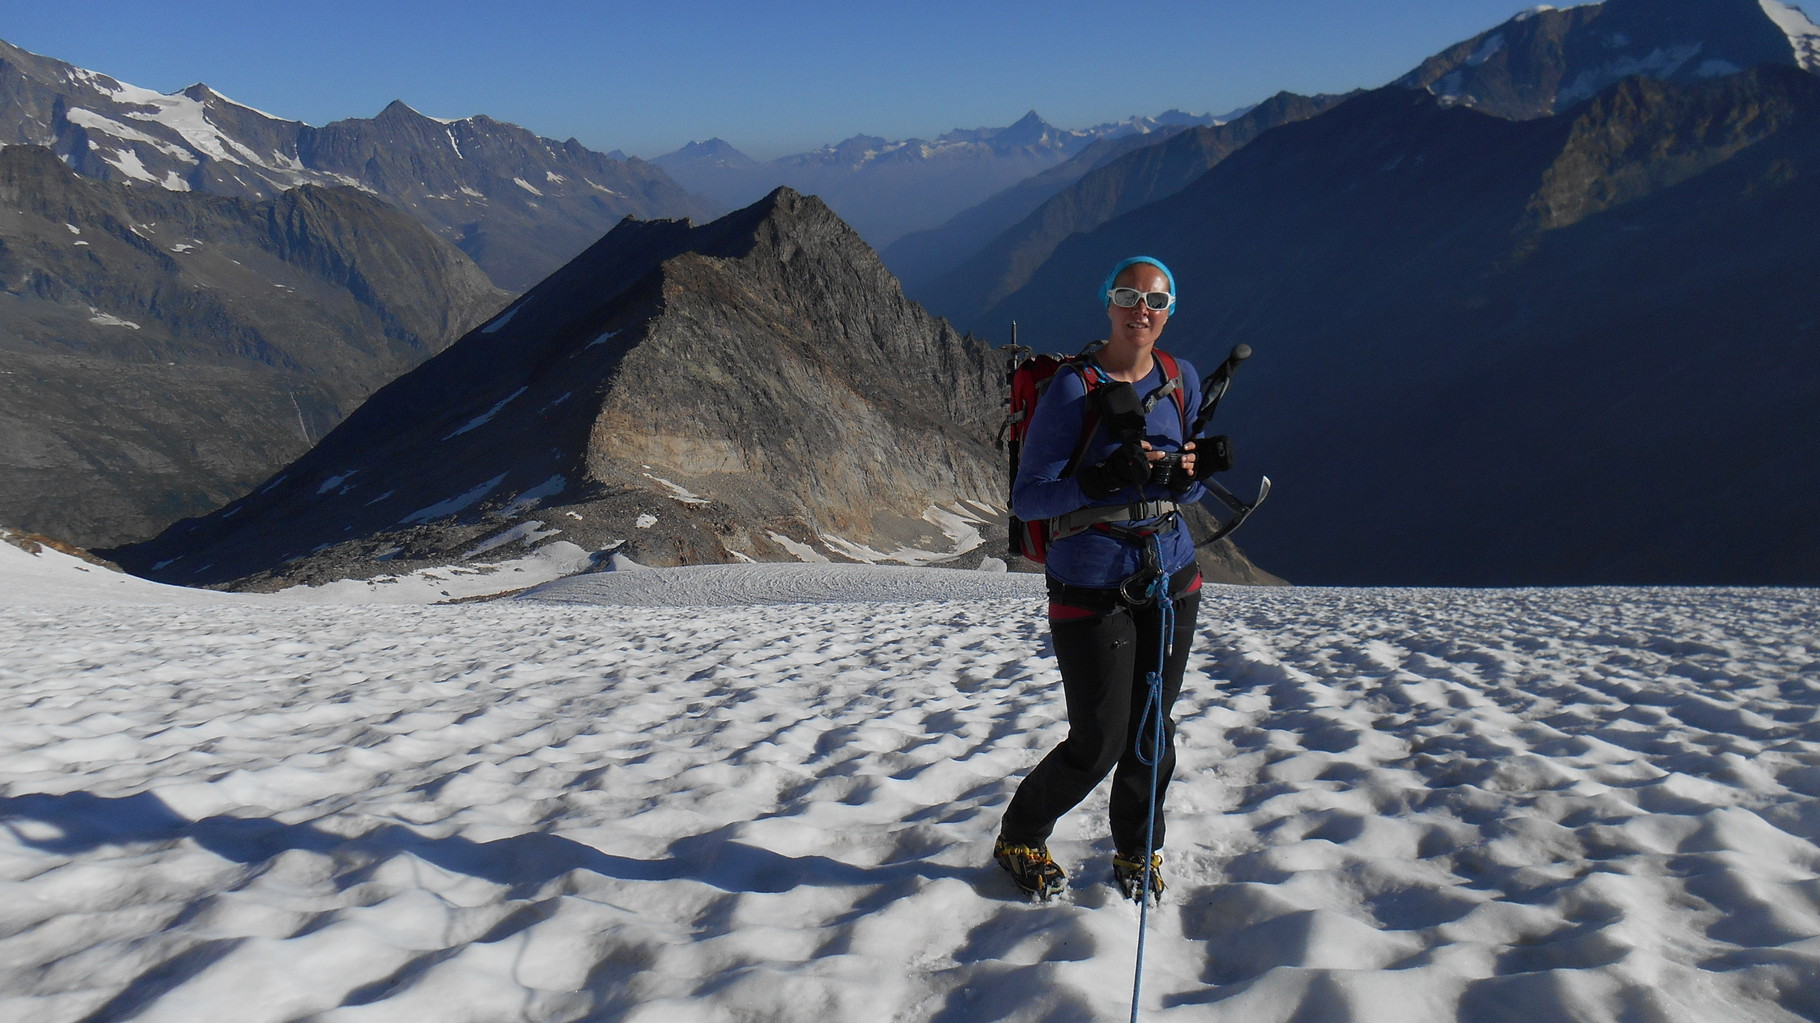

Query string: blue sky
9 0 1539 159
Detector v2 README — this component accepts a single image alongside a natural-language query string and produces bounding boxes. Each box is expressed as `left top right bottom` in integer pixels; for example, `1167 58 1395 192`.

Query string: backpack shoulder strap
1154 349 1189 434
1060 356 1107 478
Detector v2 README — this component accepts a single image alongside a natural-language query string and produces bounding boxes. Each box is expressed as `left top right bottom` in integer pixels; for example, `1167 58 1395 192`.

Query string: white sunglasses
1109 287 1173 310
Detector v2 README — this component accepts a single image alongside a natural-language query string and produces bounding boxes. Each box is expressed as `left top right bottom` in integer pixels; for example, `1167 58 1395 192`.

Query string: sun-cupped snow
1762 0 1820 70
1 569 1816 1021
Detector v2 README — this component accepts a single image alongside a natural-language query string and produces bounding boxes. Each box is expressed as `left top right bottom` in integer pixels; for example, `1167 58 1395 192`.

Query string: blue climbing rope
1129 536 1175 1023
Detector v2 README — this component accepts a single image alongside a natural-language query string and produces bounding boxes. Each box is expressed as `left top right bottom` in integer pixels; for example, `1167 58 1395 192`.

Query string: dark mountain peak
1155 108 1209 126
731 185 842 232
824 133 894 153
994 109 1058 146
655 137 759 169
687 137 744 156
375 99 434 123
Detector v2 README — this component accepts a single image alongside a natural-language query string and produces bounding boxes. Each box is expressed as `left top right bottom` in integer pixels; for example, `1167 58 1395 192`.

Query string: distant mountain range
897 91 1355 328
0 36 714 291
651 109 1230 250
0 145 506 547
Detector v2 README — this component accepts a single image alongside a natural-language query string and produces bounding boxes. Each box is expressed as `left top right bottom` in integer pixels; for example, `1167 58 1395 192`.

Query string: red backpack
998 336 1186 563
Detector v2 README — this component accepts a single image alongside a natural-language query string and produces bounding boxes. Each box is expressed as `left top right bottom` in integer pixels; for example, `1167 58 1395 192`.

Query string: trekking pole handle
1193 343 1252 436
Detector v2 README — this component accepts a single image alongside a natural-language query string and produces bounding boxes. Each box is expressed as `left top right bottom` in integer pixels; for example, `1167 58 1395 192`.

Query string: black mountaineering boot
994 837 1067 901
1113 850 1165 904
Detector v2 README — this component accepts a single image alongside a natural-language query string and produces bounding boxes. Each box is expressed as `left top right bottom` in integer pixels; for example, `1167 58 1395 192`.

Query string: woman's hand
1150 441 1195 477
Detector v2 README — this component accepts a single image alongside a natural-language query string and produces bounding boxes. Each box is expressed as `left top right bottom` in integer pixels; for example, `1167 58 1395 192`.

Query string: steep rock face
1397 0 1818 118
0 36 713 291
108 190 1009 589
0 145 507 547
985 66 1820 585
908 92 1353 332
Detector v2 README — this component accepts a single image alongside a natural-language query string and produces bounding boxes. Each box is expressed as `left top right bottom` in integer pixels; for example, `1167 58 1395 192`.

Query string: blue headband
1102 256 1176 313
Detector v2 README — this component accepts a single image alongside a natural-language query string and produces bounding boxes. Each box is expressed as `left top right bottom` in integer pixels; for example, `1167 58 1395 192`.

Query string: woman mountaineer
994 255 1223 902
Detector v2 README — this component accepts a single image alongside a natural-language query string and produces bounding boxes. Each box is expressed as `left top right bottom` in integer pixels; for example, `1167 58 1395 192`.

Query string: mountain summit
1398 0 1820 117
110 190 1007 589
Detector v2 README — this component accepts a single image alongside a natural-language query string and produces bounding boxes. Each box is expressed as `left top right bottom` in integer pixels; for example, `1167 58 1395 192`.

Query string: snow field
0 581 1817 1022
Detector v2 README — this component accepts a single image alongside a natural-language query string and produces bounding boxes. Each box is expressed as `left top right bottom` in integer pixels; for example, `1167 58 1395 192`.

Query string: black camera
1148 451 1186 489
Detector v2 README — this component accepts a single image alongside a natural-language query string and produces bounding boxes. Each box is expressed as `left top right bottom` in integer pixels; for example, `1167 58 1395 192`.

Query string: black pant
1000 569 1201 855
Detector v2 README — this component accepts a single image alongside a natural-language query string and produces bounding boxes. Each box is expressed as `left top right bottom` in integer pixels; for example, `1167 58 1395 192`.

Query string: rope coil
1129 535 1174 1022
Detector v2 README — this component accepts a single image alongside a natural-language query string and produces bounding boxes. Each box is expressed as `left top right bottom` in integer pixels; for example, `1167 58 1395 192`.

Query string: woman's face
1106 263 1171 349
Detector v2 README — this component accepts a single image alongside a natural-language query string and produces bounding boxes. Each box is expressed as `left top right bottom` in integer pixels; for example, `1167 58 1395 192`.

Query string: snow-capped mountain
1398 0 1820 117
653 109 1222 248
0 35 713 291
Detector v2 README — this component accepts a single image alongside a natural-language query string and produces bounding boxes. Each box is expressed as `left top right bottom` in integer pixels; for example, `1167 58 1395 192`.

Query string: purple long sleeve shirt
1012 355 1205 589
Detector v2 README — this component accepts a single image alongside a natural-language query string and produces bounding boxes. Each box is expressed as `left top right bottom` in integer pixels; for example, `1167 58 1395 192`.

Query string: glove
1077 441 1151 499
1190 436 1234 479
